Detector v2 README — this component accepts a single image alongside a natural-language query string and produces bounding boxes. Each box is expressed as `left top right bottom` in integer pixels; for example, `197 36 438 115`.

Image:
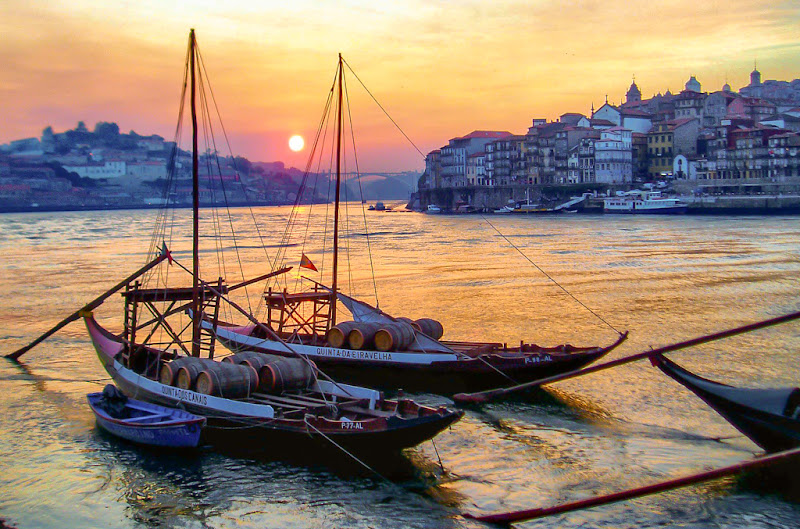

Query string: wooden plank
123 285 228 303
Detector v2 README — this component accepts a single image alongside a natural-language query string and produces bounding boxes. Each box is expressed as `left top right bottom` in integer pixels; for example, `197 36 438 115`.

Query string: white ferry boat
603 190 688 214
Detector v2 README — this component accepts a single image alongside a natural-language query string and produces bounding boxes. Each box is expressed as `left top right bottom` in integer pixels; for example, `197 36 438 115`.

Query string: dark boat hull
217 341 610 394
213 327 626 395
652 353 800 453
85 316 462 456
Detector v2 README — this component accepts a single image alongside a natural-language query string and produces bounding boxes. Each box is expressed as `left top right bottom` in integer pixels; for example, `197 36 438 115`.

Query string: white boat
603 190 688 214
493 205 514 214
426 204 441 213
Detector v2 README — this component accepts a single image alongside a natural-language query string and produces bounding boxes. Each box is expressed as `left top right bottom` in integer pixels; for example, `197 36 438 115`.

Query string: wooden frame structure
121 279 229 363
263 284 334 344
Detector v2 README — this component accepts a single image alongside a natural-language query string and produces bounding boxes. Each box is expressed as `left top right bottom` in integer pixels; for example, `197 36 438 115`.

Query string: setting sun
289 135 305 152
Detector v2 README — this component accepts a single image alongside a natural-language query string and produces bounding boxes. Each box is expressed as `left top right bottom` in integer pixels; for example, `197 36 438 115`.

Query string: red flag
299 253 318 272
161 243 173 265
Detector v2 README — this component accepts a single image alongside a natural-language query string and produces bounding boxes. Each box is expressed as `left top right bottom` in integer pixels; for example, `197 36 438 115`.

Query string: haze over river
1 207 800 528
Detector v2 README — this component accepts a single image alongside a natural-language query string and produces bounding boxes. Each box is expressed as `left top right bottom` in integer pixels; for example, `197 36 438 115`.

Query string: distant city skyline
2 0 798 172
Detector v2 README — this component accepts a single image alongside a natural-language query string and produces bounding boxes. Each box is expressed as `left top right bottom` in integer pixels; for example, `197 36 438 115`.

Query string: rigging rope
341 57 425 159
481 215 623 336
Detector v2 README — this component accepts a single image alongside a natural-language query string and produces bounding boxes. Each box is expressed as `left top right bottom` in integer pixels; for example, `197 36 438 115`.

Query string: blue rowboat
87 385 205 448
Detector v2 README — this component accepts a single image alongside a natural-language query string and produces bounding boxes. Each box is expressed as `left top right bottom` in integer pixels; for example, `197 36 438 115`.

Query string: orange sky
1 1 798 172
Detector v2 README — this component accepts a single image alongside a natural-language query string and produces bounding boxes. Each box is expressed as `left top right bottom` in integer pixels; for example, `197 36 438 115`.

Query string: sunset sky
1 1 798 172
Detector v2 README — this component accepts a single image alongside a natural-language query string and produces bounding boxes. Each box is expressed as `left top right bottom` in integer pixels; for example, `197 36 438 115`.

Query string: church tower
626 76 641 103
750 62 762 86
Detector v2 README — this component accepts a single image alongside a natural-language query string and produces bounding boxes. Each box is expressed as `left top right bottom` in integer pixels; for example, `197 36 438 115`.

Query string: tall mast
331 53 343 326
190 29 201 357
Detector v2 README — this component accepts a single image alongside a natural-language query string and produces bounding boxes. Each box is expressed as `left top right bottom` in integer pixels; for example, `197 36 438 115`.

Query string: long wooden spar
5 252 169 360
453 309 800 404
463 445 800 526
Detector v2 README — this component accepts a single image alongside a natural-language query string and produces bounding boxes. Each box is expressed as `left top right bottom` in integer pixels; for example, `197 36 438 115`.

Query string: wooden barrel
374 322 416 352
326 321 360 348
195 363 258 398
224 352 285 374
414 318 444 340
347 322 382 350
159 357 210 386
175 358 218 390
259 357 317 394
397 317 422 332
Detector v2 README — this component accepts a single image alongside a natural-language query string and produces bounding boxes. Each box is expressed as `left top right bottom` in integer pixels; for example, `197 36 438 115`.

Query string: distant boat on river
604 190 688 214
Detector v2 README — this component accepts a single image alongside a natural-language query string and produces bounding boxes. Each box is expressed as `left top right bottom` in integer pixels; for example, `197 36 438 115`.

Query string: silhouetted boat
652 352 800 452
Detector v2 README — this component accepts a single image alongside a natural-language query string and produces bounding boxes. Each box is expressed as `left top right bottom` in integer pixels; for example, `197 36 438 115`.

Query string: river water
1 207 800 528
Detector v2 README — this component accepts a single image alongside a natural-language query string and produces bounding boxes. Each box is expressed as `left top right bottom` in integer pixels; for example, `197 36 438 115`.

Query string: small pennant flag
161 242 173 265
299 253 318 272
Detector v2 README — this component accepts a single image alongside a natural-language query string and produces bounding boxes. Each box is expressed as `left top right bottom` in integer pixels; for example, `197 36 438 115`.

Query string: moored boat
206 299 627 394
651 352 800 453
87 385 205 447
603 190 688 214
202 51 626 394
72 32 464 458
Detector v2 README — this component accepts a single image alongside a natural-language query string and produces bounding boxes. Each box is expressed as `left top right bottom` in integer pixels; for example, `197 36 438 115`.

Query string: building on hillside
760 113 800 133
626 79 642 104
63 160 126 179
673 155 715 181
739 66 763 98
136 135 167 152
485 135 525 186
631 132 649 181
703 91 738 127
438 131 512 188
567 145 581 184
647 118 700 179
554 126 596 183
4 138 43 157
722 126 788 179
767 132 800 179
594 127 632 184
466 152 486 186
674 88 706 121
592 103 653 133
126 161 168 180
422 149 441 189
559 113 591 127
728 97 777 123
578 136 597 183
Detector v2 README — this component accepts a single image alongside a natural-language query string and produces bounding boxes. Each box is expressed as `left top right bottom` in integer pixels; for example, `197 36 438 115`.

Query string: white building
594 127 632 184
63 160 126 179
592 103 653 134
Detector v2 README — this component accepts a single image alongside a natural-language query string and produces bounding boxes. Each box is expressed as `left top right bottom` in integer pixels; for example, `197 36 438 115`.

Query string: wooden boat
200 55 626 394
651 352 800 452
207 311 627 394
87 385 205 447
75 31 462 457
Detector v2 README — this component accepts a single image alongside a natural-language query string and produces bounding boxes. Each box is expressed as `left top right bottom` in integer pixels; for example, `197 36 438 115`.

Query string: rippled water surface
2 207 800 528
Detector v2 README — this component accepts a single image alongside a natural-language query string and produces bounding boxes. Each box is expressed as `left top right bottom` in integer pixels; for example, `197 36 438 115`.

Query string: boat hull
652 353 800 453
84 316 462 455
212 324 624 394
604 205 688 214
88 393 205 448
